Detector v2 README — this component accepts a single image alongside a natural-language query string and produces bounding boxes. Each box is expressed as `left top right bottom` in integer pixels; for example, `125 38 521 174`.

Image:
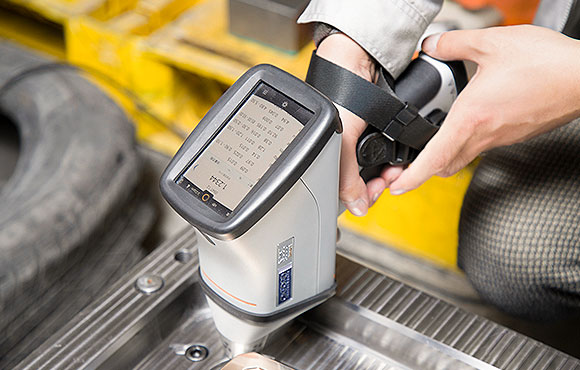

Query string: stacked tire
0 42 156 368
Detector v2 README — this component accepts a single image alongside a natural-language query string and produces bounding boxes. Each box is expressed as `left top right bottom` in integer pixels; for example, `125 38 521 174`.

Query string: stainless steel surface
17 228 580 370
16 228 201 370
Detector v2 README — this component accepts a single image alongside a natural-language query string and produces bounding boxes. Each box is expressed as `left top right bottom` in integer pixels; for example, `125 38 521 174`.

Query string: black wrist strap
305 51 439 150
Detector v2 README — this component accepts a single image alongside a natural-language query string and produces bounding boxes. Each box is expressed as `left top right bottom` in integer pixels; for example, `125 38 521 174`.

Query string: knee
458 197 580 321
458 239 579 321
456 129 580 320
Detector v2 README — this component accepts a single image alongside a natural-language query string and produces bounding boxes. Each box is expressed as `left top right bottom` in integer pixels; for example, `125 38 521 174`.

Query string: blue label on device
278 267 292 305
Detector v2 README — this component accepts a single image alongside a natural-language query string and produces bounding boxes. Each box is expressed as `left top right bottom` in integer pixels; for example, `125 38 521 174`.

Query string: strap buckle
382 104 420 141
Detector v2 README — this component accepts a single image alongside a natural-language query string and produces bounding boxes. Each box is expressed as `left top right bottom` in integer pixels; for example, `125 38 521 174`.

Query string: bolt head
135 274 164 294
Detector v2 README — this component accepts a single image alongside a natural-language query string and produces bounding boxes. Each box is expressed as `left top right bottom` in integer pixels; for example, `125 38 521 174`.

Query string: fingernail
390 188 407 196
372 192 381 203
344 199 367 217
423 32 443 54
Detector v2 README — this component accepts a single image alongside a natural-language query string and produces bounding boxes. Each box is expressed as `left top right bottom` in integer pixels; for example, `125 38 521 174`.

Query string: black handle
357 56 467 182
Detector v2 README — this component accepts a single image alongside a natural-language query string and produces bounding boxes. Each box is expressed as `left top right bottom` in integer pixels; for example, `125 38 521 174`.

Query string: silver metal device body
160 64 340 358
415 54 459 117
198 131 341 356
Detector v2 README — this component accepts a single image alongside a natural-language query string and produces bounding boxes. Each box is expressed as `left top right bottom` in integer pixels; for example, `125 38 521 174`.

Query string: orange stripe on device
201 269 257 307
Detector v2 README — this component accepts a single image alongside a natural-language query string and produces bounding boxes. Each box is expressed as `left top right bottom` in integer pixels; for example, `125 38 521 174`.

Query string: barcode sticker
278 267 292 305
277 237 294 305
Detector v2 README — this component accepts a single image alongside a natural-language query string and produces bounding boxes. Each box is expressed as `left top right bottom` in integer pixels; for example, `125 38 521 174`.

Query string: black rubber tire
0 42 156 366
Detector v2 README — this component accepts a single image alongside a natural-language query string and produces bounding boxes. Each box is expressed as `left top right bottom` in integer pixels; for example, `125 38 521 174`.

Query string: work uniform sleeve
298 0 443 78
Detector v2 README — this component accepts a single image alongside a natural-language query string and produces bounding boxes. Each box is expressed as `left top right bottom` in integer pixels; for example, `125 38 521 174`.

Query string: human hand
389 25 580 195
316 34 404 216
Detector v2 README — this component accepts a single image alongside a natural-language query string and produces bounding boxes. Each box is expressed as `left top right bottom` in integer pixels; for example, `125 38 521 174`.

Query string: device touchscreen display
178 83 313 217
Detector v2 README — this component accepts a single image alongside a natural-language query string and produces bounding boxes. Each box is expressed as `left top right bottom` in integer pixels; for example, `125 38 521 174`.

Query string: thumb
422 30 483 63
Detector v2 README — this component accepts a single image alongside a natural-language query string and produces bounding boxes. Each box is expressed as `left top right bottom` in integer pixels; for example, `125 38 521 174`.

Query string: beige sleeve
298 0 443 78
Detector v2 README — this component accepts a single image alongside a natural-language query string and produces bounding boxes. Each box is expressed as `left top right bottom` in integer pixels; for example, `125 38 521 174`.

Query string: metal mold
15 228 580 370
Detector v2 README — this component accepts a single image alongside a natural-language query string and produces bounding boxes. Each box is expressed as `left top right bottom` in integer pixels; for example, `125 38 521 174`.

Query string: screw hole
174 249 193 263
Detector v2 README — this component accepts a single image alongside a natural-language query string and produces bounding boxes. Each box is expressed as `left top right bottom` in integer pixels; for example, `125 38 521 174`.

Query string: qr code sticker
277 237 294 268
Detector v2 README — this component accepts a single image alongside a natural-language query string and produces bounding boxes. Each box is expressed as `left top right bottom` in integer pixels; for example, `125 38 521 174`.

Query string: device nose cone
222 337 268 358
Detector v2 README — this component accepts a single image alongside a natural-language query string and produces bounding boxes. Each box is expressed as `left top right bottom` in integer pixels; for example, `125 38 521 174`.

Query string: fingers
422 29 485 63
366 177 386 207
367 165 403 204
381 165 404 185
344 165 403 209
336 105 371 216
389 109 472 194
388 30 489 194
347 166 403 208
391 25 572 195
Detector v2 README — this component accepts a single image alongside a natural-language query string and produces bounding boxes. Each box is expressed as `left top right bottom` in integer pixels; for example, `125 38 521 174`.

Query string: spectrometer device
160 53 465 358
161 64 341 357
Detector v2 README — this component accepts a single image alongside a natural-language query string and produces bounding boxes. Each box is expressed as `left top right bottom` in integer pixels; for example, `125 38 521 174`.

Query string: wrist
316 33 377 83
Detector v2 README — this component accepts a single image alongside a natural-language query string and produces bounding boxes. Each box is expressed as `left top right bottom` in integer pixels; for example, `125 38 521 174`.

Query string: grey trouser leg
458 119 580 321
